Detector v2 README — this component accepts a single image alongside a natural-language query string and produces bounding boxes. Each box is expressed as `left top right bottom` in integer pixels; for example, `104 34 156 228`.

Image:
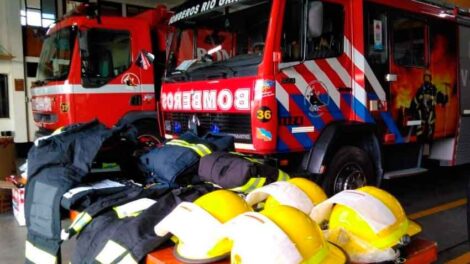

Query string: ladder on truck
413 0 470 18
415 0 469 9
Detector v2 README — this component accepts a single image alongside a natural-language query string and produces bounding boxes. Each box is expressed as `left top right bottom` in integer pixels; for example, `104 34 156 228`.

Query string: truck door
78 25 144 127
364 4 393 137
275 0 348 152
389 14 459 145
388 14 429 143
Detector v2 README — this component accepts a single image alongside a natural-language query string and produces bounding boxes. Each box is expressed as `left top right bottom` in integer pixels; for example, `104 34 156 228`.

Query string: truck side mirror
136 50 155 69
144 51 155 63
308 2 323 38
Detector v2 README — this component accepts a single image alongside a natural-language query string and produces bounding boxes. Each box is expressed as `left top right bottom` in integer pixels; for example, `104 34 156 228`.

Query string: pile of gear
158 182 421 264
23 120 421 264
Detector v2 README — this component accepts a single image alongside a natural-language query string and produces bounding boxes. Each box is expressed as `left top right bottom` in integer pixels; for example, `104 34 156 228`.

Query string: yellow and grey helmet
155 190 251 263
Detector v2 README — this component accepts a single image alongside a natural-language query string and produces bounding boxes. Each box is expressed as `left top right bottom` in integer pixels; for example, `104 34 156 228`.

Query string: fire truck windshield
166 0 271 81
37 27 77 83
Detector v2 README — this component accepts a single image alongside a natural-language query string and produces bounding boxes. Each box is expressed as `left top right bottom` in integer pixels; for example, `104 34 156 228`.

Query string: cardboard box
0 137 16 179
0 180 14 214
12 187 25 226
0 179 26 226
0 189 12 213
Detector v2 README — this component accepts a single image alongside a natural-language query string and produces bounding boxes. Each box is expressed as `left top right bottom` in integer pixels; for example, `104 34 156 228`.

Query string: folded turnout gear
61 179 129 211
71 184 216 263
61 182 169 241
24 120 132 264
198 151 290 193
138 133 234 186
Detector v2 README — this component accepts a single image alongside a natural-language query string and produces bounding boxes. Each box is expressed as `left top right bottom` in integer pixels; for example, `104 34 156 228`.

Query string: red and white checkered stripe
275 37 386 118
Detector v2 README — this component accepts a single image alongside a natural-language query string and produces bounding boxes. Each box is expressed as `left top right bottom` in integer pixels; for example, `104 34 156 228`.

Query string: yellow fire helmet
34 126 65 146
154 190 251 263
52 127 64 135
310 186 421 263
225 205 346 264
245 177 327 214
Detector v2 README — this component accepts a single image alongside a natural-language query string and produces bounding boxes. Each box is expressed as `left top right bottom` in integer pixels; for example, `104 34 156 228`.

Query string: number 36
257 109 272 120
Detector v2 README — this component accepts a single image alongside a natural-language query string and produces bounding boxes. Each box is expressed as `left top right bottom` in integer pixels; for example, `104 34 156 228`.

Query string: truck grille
164 112 252 143
33 113 58 123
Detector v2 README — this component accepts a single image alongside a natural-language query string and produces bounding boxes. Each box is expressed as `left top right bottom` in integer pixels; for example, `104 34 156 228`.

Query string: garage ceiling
132 0 185 8
159 0 184 7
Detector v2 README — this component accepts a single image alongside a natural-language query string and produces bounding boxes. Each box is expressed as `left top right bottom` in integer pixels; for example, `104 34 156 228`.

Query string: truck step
383 168 428 180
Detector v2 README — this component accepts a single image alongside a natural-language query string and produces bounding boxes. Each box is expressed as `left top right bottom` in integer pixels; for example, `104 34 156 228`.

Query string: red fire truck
31 4 171 142
161 0 470 194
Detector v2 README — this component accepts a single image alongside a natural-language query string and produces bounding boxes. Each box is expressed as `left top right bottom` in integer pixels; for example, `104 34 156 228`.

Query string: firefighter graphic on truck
409 70 449 142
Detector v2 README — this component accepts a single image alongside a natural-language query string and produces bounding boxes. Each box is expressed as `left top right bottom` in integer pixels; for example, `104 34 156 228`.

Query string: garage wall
95 0 185 17
450 0 470 9
0 0 28 143
100 0 185 9
61 0 184 18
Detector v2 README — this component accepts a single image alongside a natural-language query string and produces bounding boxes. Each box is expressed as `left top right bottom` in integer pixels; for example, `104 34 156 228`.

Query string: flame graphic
390 33 459 138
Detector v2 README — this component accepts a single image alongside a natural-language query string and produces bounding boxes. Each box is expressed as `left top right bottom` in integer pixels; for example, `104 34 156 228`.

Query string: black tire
322 146 376 196
133 119 163 149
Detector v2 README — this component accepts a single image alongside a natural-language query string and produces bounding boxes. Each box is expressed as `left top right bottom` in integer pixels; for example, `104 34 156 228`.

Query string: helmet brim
407 220 422 237
322 242 348 264
173 246 230 264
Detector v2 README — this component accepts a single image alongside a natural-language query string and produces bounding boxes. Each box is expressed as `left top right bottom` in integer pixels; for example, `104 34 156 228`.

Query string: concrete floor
384 165 470 263
0 215 75 264
1 166 469 263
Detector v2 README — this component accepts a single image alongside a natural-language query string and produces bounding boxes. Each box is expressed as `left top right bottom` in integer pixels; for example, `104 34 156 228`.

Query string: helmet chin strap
333 228 400 263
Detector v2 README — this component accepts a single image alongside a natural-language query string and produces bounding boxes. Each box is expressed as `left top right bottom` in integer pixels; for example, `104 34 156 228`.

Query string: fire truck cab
31 4 171 141
162 0 470 194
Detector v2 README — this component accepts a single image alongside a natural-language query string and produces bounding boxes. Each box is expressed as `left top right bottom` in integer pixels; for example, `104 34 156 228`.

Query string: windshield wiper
212 64 237 77
164 70 190 82
45 73 69 81
33 80 48 86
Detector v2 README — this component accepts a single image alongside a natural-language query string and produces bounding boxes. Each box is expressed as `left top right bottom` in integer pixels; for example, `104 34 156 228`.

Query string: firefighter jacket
61 182 169 241
24 120 124 264
198 151 290 193
138 133 234 186
71 184 215 263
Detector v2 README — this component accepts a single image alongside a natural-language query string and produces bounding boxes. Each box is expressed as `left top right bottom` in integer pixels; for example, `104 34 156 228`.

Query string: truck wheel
134 119 163 149
322 146 376 195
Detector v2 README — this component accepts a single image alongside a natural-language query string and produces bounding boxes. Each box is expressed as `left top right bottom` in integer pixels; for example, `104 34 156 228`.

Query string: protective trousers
25 121 114 264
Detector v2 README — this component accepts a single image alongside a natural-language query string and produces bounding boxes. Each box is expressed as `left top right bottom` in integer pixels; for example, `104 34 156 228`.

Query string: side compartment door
275 0 348 152
456 25 470 165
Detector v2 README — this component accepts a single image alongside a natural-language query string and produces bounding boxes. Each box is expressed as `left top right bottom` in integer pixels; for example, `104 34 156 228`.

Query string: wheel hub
334 163 367 193
138 134 162 149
